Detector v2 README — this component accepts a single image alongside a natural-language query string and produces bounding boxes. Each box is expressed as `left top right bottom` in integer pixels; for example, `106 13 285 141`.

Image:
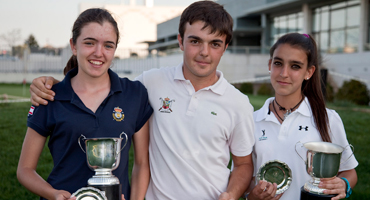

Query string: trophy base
300 186 336 200
89 183 122 200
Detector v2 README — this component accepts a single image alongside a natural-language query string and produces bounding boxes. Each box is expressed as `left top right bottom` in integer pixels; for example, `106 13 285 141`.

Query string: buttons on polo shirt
187 95 199 116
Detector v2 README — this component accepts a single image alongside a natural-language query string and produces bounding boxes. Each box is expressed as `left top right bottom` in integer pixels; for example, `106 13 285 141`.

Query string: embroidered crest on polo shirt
299 126 309 131
28 106 35 116
259 129 268 141
159 97 175 113
112 107 125 121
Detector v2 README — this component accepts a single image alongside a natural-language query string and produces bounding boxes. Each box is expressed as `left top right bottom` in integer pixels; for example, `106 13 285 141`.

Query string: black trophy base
88 183 122 200
300 186 336 200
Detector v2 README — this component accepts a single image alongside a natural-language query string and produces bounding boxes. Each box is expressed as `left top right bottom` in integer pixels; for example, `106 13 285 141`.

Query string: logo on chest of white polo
259 129 268 141
112 107 125 121
159 97 175 113
299 126 309 131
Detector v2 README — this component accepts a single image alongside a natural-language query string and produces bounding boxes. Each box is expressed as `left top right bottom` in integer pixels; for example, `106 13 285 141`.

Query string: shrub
335 80 370 105
257 83 273 96
239 82 253 94
325 83 335 102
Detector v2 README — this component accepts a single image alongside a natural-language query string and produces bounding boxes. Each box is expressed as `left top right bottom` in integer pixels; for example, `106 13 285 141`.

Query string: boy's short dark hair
178 1 233 45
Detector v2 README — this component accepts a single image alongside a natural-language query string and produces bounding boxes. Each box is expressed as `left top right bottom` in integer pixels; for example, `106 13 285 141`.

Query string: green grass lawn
1 84 369 199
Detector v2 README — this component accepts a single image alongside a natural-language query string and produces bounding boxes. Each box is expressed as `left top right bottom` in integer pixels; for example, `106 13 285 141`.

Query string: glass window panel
313 12 320 32
368 26 370 49
320 32 329 52
297 15 303 33
278 16 287 33
278 16 287 28
270 21 277 36
348 0 360 6
321 6 329 11
288 16 297 32
331 9 345 29
330 30 345 52
331 2 346 9
288 13 296 19
347 6 360 27
346 28 359 47
321 11 329 31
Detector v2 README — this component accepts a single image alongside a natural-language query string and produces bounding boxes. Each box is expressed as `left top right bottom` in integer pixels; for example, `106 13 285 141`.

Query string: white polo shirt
136 63 255 200
252 97 358 200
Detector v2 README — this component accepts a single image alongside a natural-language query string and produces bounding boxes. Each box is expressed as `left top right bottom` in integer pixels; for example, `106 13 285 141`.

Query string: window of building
269 12 303 46
312 0 360 53
368 0 370 50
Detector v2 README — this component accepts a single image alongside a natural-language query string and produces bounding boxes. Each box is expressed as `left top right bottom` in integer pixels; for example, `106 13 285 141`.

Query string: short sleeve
229 97 255 157
27 104 51 137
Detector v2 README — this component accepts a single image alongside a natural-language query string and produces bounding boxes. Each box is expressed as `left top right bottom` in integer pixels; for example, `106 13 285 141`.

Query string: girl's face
70 21 117 79
269 43 315 98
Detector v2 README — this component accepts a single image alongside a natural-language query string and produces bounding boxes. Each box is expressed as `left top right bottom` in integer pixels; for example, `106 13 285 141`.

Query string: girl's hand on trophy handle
248 180 281 200
319 177 346 200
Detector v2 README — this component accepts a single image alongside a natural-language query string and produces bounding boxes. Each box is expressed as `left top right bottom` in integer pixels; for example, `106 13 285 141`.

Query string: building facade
149 0 370 89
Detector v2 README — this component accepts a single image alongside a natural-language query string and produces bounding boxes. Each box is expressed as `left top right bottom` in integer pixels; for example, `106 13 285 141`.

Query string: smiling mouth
89 60 103 65
277 81 290 85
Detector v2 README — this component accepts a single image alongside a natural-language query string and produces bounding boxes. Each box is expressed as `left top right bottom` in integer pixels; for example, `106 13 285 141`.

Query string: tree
25 34 39 50
0 29 22 48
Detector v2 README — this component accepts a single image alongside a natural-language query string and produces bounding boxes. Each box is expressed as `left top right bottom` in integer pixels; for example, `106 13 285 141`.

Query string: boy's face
178 21 228 84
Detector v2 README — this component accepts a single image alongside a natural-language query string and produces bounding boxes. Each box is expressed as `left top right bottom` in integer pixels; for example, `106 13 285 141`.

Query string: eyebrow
83 37 116 45
187 35 224 44
273 56 304 65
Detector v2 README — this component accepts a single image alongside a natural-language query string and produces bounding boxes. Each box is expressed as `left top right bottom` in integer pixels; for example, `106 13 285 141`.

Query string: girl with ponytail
247 33 358 200
17 8 152 200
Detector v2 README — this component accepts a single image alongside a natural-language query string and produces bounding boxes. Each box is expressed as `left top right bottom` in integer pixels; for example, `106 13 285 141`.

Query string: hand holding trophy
296 141 354 200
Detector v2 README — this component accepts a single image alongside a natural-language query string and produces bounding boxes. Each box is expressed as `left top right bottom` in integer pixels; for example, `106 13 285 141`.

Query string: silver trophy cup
77 132 128 200
296 141 353 196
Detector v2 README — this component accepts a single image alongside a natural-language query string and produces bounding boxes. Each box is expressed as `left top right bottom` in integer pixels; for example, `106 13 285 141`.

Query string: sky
0 0 197 48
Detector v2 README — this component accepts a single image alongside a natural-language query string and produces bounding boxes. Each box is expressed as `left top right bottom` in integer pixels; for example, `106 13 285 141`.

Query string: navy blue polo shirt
27 68 153 200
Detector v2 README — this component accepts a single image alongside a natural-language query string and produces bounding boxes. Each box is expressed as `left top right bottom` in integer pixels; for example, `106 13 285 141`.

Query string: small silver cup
78 132 128 185
296 141 353 195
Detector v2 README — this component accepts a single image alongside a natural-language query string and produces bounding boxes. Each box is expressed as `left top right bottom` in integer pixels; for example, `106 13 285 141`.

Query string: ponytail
64 55 78 75
302 66 331 142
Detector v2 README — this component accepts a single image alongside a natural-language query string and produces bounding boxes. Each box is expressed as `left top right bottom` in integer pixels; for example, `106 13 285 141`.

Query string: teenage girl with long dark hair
248 33 358 200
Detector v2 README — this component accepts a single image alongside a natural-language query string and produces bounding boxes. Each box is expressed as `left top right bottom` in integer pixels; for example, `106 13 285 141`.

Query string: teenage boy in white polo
29 1 255 199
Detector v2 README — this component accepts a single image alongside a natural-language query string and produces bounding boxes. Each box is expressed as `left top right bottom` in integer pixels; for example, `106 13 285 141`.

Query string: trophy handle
119 132 128 153
295 141 306 164
341 144 354 164
78 134 87 153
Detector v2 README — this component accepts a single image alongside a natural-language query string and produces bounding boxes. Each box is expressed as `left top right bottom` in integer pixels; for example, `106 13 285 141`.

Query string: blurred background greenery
0 83 369 199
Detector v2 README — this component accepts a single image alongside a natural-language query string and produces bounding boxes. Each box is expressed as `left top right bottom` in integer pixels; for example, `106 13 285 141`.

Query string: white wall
1 52 369 91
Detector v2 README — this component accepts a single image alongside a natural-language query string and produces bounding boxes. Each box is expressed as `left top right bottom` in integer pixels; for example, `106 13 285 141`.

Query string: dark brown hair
269 33 331 142
64 8 119 75
178 1 233 45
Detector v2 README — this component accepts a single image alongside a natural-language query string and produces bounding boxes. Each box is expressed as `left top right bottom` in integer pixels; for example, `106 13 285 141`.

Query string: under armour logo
299 126 309 131
262 130 266 136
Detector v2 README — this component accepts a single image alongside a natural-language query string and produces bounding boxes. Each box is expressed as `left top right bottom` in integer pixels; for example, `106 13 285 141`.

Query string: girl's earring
306 77 309 80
